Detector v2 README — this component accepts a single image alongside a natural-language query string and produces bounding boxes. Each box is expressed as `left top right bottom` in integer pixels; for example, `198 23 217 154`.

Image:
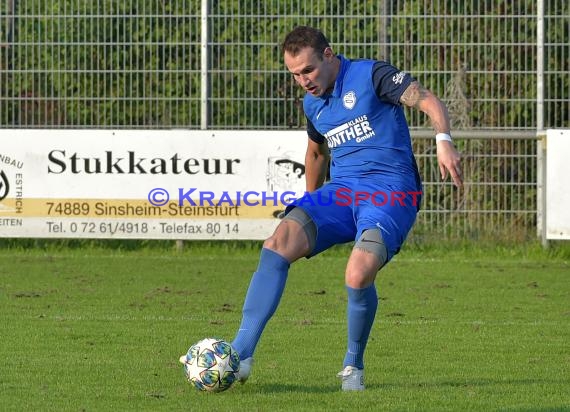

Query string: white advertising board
0 129 308 239
546 129 570 240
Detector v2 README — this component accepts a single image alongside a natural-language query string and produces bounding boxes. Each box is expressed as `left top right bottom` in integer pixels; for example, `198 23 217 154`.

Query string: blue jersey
304 55 421 191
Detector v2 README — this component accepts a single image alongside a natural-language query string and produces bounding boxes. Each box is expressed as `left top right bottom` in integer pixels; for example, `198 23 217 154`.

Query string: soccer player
232 26 463 391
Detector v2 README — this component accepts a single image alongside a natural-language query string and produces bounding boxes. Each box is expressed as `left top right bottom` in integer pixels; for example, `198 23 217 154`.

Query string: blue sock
343 284 378 369
232 248 290 359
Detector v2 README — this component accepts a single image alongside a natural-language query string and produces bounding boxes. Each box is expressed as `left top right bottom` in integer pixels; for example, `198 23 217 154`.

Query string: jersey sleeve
372 61 415 105
306 116 325 144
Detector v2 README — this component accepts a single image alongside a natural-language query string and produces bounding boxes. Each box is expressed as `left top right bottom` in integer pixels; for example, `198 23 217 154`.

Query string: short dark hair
282 26 331 59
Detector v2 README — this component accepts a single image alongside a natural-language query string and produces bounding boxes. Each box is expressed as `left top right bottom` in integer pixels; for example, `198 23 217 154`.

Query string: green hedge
1 0 567 129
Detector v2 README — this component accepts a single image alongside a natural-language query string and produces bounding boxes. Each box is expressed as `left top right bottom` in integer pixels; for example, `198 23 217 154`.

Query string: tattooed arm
400 81 463 187
400 81 450 134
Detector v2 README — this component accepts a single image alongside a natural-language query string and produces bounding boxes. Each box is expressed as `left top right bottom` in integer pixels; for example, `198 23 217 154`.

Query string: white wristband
435 133 452 143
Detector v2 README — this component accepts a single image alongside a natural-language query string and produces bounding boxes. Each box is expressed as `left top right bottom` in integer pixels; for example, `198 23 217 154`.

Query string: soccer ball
179 338 240 392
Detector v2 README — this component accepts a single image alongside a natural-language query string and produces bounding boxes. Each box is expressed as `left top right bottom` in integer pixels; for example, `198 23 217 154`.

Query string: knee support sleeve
354 228 388 268
282 207 317 253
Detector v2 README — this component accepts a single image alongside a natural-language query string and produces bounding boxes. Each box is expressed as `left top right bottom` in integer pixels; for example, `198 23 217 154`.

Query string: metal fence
1 0 568 240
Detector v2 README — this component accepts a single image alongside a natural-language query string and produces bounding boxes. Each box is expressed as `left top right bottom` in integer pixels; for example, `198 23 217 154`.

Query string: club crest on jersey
343 91 357 109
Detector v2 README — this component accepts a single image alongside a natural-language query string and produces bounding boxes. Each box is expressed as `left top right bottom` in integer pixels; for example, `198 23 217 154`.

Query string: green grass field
1 242 569 411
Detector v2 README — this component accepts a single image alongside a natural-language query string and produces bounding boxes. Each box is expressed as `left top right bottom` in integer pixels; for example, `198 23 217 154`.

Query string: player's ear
323 47 334 59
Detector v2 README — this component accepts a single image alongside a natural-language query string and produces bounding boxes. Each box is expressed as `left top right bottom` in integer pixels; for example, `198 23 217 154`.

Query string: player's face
284 47 338 97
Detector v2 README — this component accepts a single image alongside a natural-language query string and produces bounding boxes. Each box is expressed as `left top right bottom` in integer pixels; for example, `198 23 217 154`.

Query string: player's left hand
436 140 463 187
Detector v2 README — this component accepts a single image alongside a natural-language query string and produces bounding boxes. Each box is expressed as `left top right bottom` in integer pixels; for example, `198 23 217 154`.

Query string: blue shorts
285 177 422 261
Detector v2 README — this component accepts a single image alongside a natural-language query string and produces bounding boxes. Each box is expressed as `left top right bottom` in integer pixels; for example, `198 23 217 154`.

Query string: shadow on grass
499 409 570 412
374 377 570 391
255 383 339 394
255 377 570 399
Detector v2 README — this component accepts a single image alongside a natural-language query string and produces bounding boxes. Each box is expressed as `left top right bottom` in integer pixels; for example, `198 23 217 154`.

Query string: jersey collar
330 54 350 98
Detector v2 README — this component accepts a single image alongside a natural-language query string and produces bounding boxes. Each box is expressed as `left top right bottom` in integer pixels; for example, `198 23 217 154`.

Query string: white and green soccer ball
179 338 240 392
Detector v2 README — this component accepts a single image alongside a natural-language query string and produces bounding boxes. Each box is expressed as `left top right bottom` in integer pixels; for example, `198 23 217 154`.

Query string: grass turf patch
0 245 569 411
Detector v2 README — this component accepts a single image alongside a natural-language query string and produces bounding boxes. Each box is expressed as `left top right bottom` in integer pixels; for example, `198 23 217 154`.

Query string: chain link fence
1 0 568 240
